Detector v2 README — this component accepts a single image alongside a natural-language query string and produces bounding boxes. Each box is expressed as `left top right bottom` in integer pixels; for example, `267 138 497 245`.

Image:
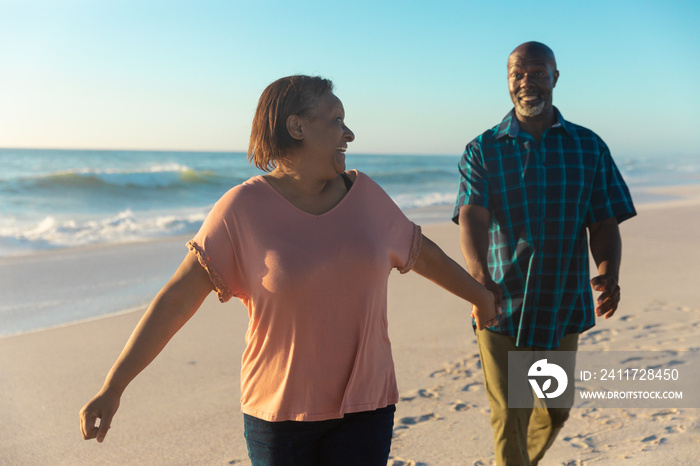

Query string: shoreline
2 183 699 340
0 235 189 338
1 181 697 260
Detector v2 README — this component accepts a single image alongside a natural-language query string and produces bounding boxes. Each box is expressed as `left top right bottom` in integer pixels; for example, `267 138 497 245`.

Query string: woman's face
300 92 355 177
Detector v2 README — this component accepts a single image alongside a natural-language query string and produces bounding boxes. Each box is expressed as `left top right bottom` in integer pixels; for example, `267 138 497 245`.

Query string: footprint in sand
430 354 482 380
665 337 687 344
399 386 442 402
462 381 482 392
640 434 668 451
387 458 428 466
648 359 685 369
563 433 596 449
577 407 605 420
449 400 476 412
580 328 618 344
576 407 635 426
398 413 441 426
647 300 667 310
651 408 680 419
621 356 643 364
664 424 686 434
393 412 442 437
430 366 470 379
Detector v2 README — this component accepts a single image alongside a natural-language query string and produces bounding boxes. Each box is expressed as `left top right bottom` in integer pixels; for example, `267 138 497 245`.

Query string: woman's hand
470 288 502 330
79 388 121 443
78 250 214 443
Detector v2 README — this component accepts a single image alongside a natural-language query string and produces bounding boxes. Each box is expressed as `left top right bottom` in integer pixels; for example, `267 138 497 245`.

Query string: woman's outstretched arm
411 234 499 329
79 250 214 443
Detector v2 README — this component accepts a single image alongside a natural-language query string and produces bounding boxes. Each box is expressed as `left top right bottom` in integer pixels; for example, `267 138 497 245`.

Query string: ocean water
0 149 462 257
2 148 700 258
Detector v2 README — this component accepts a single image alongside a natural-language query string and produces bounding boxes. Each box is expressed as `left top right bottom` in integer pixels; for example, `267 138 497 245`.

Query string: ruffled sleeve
186 239 232 302
398 224 422 274
186 187 245 303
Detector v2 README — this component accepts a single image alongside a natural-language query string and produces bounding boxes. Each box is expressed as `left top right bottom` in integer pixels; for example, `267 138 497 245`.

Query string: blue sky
1 0 698 158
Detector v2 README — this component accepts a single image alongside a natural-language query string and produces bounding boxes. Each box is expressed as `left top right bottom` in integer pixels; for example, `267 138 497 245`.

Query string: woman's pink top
187 170 421 422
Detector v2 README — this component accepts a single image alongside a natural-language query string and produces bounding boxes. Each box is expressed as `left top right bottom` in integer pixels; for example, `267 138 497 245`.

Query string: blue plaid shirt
453 109 636 349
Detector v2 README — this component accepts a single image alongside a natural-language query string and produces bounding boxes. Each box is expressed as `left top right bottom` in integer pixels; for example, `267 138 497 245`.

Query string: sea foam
0 209 208 256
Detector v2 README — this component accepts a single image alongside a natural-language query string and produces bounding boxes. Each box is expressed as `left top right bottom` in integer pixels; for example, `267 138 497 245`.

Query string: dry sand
1 187 699 465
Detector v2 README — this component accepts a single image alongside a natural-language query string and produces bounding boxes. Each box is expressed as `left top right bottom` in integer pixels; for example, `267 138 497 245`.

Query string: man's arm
588 217 622 319
458 205 502 308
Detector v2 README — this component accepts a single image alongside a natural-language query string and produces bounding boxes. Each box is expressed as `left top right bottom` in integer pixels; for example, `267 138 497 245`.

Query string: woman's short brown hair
247 75 334 172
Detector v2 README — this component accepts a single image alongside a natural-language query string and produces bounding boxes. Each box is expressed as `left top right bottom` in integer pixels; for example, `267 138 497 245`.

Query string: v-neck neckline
259 170 360 218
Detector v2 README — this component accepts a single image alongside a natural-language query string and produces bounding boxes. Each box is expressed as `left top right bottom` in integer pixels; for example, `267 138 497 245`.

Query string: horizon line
0 147 458 157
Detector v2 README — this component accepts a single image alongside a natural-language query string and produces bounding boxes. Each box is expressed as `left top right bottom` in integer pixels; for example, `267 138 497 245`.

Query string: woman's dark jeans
243 404 395 465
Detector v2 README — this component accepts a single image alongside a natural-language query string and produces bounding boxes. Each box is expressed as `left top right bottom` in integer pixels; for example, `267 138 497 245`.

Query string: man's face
507 49 559 120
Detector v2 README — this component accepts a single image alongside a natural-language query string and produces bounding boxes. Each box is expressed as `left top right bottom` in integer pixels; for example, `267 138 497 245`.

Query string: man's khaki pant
475 328 579 466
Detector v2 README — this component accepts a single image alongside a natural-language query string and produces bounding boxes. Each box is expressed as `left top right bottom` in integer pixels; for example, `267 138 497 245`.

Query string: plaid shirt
453 109 636 349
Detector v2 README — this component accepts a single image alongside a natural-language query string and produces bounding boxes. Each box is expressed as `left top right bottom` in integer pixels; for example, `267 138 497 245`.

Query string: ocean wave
12 164 226 191
0 209 208 256
392 192 456 209
0 190 456 256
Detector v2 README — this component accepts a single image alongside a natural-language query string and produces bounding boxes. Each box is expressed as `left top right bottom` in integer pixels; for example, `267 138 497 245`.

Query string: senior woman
80 75 499 465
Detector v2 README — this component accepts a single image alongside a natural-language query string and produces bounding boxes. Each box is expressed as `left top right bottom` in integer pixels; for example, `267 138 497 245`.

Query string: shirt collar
496 107 571 140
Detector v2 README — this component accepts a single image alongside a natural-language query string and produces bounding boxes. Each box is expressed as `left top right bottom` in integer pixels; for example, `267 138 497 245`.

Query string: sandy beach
2 186 699 465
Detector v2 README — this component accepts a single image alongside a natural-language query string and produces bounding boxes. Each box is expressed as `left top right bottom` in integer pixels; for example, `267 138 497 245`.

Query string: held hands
469 277 503 330
472 304 503 330
470 278 503 330
590 275 621 319
79 388 121 443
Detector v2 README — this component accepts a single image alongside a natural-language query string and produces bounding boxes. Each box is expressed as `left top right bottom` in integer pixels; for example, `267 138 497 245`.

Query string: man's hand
479 277 503 309
590 275 620 319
